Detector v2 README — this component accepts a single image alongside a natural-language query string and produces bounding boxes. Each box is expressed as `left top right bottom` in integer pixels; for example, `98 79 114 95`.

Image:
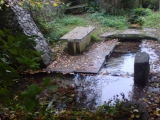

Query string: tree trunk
159 0 160 10
139 0 143 7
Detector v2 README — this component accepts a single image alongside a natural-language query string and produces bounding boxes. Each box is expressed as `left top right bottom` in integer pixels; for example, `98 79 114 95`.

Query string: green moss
91 34 100 42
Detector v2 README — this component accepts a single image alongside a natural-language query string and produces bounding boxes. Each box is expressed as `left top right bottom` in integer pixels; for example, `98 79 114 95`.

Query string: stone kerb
134 52 150 86
7 1 52 66
100 29 160 42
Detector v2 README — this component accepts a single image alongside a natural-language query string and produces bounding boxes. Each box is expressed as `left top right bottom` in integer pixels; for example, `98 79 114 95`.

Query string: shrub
100 15 128 29
128 8 152 24
38 16 87 43
0 29 41 105
143 12 160 29
86 0 100 13
131 8 152 16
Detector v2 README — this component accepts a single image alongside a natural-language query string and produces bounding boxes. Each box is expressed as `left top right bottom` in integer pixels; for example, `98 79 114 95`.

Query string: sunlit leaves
53 3 58 7
19 0 63 9
153 108 160 117
0 0 4 5
1 0 64 11
5 4 9 7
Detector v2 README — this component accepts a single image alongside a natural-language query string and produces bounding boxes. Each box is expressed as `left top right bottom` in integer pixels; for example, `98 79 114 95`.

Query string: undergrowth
38 16 87 43
143 11 160 30
90 12 129 29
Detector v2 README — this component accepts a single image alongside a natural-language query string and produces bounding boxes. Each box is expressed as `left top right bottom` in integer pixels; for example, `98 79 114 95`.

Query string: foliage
20 84 42 112
121 0 136 10
0 29 41 72
54 94 147 120
128 8 152 25
86 0 100 13
61 16 87 26
131 8 152 16
143 11 160 30
38 16 87 43
91 34 100 42
22 0 65 20
20 77 58 112
0 0 66 23
143 0 159 10
97 100 121 115
91 13 129 29
0 29 41 105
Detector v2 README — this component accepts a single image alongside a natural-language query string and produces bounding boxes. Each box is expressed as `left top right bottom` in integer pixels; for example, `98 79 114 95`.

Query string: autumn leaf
5 4 9 7
153 108 160 116
53 3 58 7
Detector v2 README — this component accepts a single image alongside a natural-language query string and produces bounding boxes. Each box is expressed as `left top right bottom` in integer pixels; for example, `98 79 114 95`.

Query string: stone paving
45 39 118 74
44 28 160 74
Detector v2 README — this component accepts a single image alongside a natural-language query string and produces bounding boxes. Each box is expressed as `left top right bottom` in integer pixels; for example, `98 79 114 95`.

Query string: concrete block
134 52 150 86
60 26 95 55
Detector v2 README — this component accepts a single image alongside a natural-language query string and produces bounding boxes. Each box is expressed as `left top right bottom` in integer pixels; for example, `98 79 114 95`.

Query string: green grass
143 11 160 30
91 34 100 42
61 16 87 26
90 12 129 29
38 15 88 43
38 10 160 44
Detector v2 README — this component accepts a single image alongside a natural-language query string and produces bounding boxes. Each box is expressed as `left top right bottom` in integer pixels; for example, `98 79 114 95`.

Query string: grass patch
61 16 87 26
38 10 159 44
90 13 129 29
143 11 160 30
91 34 100 42
38 15 88 43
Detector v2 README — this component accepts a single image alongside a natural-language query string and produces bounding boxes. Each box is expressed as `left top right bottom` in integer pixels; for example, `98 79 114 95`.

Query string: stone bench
60 26 95 55
67 4 88 10
66 4 88 14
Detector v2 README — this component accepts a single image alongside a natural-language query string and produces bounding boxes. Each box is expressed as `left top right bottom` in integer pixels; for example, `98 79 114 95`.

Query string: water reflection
72 53 135 107
50 40 159 109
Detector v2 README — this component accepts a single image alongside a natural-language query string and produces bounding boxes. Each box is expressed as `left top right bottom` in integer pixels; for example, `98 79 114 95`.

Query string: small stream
73 52 135 105
53 40 160 109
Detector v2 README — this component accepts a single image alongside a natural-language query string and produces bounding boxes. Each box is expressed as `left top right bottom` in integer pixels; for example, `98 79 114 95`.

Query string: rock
134 52 150 86
4 1 53 66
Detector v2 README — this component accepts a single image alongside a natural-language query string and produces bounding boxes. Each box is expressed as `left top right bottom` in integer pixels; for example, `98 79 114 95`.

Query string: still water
73 53 135 106
50 40 159 109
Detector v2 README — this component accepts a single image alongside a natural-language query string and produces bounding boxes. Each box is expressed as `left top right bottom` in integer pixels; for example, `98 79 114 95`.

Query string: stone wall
5 0 53 66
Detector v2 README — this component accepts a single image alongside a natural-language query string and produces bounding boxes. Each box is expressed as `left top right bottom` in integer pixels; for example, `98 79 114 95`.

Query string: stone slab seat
60 26 95 55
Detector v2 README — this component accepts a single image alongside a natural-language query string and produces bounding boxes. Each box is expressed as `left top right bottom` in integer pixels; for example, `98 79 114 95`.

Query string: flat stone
45 39 118 74
135 52 149 63
60 26 95 55
60 26 95 42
